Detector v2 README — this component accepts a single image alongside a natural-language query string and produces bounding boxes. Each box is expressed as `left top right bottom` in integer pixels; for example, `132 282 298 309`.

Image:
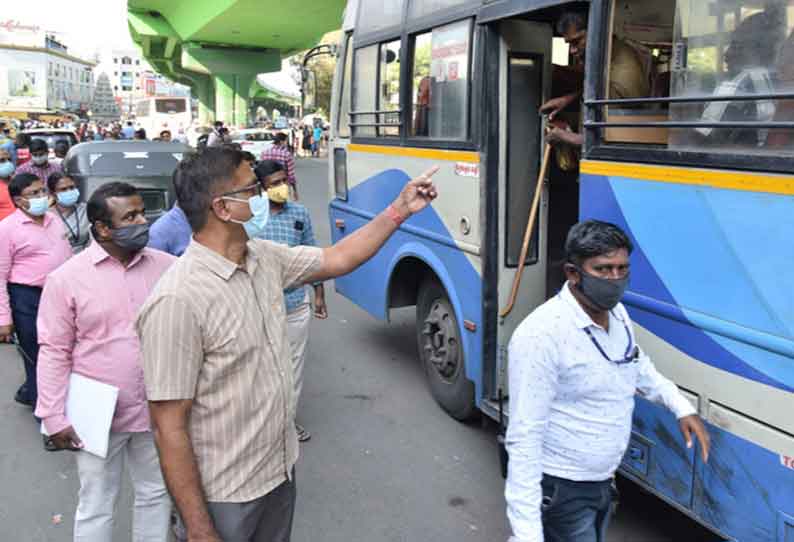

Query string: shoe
43 435 58 452
295 423 311 442
14 387 34 407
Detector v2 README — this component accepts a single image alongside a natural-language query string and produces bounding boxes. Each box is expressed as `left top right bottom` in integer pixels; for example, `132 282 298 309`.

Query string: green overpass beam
128 0 345 127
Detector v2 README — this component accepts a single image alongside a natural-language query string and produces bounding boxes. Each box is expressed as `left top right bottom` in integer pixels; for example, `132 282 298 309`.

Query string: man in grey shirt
505 220 710 542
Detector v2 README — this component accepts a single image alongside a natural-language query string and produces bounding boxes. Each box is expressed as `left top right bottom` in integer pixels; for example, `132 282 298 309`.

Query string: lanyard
57 205 80 244
583 317 638 365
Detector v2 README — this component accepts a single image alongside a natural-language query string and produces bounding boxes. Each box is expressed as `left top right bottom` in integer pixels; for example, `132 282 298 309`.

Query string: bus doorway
493 16 580 399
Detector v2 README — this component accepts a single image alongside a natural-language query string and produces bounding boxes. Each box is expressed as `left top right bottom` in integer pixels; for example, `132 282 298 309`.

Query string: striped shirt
15 159 62 180
136 238 323 502
257 202 316 313
260 144 296 186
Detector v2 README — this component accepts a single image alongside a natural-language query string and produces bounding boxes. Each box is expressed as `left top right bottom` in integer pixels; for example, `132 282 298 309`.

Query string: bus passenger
505 220 710 542
541 10 650 149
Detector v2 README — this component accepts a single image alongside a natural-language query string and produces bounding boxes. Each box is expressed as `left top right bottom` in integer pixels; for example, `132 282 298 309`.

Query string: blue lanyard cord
583 318 639 365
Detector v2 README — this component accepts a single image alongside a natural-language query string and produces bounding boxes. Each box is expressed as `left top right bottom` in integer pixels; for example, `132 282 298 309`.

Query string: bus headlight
334 148 348 200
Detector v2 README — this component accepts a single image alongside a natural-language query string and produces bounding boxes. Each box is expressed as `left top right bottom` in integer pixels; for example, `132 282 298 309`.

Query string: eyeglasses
219 181 263 200
583 320 639 365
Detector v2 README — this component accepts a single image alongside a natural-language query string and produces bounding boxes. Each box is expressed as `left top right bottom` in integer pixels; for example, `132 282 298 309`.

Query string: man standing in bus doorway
540 10 649 150
505 220 710 542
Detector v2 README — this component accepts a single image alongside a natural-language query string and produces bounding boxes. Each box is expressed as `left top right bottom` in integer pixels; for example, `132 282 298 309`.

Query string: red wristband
387 204 407 226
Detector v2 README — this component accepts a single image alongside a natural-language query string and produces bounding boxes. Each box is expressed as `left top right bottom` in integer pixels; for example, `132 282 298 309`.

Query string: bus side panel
693 423 794 541
622 397 695 509
581 168 794 541
328 167 486 404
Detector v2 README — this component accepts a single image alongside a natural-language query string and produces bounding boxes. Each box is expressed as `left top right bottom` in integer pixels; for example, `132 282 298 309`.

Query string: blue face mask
225 194 269 238
0 161 14 178
56 188 80 207
25 196 50 216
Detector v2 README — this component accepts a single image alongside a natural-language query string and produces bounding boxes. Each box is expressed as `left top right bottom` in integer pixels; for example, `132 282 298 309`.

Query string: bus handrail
349 109 402 115
349 122 404 127
585 92 794 106
585 121 794 129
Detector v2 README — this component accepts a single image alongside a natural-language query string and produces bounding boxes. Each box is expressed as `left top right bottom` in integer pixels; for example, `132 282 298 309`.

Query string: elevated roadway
127 0 346 125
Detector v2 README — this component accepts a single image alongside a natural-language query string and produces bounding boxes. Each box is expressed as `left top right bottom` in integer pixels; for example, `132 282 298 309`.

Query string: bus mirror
302 69 317 112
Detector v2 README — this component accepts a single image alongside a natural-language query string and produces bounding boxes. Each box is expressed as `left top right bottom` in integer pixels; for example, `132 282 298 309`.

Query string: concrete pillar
233 74 257 128
213 74 236 127
193 77 215 125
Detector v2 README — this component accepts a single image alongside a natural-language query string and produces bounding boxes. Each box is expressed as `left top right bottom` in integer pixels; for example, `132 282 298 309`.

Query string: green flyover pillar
193 76 215 126
182 43 279 128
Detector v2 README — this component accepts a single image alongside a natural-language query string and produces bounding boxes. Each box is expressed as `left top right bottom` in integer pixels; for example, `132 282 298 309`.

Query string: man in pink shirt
0 172 72 407
36 182 175 541
15 138 63 180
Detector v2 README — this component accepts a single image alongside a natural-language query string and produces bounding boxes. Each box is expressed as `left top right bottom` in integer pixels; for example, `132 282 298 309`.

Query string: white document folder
40 373 119 458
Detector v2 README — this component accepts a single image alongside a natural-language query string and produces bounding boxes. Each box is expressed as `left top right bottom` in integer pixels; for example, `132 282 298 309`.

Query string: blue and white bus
322 1 794 539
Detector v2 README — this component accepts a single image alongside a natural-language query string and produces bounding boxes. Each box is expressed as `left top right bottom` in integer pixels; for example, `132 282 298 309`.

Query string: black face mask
111 223 150 252
574 266 629 311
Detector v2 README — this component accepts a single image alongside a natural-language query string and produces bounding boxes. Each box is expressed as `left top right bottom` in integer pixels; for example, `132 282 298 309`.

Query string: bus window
379 40 401 136
600 0 794 154
353 45 379 137
155 98 187 114
669 1 794 153
357 0 404 35
337 33 353 139
407 0 470 20
409 19 472 140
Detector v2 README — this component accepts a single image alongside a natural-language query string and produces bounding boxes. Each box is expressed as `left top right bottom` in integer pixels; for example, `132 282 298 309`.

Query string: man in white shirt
505 220 710 542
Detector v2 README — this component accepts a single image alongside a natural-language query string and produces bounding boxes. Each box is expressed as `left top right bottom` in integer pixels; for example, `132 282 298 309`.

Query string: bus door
494 20 553 397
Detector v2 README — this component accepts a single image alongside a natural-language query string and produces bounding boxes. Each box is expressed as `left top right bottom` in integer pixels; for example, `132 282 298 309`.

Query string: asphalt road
0 158 721 541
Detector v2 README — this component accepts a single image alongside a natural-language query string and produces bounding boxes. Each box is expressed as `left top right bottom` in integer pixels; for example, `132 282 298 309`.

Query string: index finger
416 165 440 181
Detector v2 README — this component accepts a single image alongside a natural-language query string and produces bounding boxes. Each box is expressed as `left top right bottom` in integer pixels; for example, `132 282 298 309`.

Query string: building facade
0 21 94 115
94 49 190 118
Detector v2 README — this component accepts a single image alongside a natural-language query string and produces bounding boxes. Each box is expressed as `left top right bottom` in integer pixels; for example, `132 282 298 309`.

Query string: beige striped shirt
137 238 323 502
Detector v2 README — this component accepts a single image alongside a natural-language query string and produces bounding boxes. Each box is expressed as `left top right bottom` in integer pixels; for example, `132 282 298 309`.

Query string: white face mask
31 155 48 166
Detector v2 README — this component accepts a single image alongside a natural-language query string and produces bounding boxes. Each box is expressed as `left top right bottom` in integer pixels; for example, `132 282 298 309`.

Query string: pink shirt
0 209 72 325
15 159 63 180
35 243 176 435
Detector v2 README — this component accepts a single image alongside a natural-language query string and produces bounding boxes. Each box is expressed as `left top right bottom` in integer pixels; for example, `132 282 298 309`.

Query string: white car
230 129 276 159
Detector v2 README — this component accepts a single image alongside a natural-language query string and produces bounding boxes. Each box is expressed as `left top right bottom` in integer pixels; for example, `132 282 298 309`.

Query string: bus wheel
416 278 476 421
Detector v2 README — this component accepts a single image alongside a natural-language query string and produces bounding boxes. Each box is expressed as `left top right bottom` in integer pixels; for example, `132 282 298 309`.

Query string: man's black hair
556 10 588 35
46 171 69 193
565 220 633 266
9 172 41 203
175 146 246 232
134 128 147 140
87 182 139 236
274 132 288 144
29 139 48 153
254 160 285 183
242 151 256 164
160 129 171 137
214 120 224 128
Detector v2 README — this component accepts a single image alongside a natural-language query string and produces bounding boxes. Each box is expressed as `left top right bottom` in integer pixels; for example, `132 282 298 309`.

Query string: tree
289 30 342 117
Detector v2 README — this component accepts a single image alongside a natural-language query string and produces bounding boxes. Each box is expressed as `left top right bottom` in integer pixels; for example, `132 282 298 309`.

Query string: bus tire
416 278 476 421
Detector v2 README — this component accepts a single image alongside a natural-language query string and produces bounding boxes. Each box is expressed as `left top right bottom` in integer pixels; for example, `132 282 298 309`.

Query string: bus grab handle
499 143 552 318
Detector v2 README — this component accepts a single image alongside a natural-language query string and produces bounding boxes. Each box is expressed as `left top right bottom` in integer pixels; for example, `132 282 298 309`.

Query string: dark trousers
541 474 615 542
8 283 42 404
176 473 296 542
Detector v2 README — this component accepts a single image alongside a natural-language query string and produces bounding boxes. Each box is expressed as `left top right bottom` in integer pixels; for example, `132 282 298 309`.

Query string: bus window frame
336 31 354 139
349 11 479 151
403 17 476 146
582 0 794 175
